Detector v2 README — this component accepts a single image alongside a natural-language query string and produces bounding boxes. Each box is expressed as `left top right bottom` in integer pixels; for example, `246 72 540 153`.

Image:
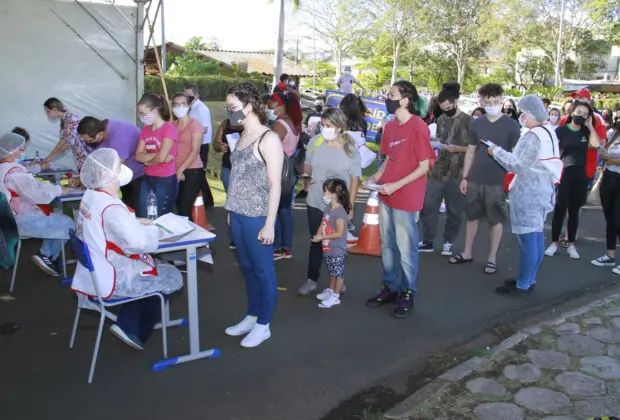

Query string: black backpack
257 130 295 194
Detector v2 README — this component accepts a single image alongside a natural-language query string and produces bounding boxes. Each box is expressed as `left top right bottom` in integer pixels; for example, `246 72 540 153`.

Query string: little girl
311 178 350 308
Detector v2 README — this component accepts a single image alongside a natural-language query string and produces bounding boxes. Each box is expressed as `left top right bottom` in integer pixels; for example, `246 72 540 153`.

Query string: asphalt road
0 199 617 420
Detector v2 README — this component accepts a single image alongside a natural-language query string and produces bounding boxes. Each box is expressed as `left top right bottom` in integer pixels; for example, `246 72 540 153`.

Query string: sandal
484 262 497 274
449 253 473 265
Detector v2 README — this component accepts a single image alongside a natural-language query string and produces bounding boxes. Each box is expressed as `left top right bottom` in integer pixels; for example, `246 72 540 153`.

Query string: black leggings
176 168 206 220
551 165 590 243
600 170 620 251
307 205 324 283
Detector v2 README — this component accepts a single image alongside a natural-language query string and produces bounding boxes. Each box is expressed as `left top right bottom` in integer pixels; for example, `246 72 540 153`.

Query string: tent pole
135 1 145 123
145 5 170 120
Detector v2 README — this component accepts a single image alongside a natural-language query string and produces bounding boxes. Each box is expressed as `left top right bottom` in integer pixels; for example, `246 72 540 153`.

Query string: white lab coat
0 162 74 239
71 189 182 300
493 125 562 234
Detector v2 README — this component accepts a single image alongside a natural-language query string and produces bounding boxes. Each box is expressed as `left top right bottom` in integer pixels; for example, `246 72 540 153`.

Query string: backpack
294 132 311 175
257 130 295 194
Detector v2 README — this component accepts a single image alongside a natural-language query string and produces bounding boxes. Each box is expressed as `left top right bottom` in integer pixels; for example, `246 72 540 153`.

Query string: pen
155 223 173 234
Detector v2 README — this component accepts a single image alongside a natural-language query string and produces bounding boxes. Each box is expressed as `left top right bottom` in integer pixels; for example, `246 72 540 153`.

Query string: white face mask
118 164 133 187
549 115 559 123
322 127 338 141
484 105 502 116
473 116 479 120
322 195 331 205
173 106 189 119
140 112 156 126
345 70 351 75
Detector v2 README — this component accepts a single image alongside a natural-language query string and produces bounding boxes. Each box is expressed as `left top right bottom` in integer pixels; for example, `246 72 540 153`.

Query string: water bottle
147 190 158 220
34 151 40 161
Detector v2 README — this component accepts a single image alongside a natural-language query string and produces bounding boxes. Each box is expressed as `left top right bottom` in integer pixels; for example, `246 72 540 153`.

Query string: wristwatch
461 176 468 181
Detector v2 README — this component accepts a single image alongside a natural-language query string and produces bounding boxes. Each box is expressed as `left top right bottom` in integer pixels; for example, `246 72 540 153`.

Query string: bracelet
461 177 468 181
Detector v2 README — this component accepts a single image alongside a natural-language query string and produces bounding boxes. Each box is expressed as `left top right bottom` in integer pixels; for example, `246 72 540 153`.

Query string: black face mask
573 115 586 126
187 95 195 104
227 109 246 126
443 107 457 118
503 108 514 115
315 104 323 113
385 98 401 115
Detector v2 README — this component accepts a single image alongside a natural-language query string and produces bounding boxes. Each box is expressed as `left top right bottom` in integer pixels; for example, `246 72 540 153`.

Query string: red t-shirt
559 114 607 178
139 122 179 177
379 115 435 212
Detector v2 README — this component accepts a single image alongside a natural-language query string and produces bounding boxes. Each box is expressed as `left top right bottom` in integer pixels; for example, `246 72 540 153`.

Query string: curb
382 291 620 420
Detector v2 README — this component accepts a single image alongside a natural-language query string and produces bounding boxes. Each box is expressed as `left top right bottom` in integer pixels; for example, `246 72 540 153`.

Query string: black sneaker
229 242 236 250
0 323 20 335
496 282 531 296
591 255 616 267
503 279 536 291
393 290 414 318
366 284 398 307
418 241 434 253
503 279 536 292
31 253 60 276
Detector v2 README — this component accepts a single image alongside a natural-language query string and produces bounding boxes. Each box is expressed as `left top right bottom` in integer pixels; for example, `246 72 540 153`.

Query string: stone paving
401 298 620 419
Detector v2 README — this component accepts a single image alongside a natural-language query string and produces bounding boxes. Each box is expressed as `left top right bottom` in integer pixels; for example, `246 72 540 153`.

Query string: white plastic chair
67 231 168 384
10 236 67 292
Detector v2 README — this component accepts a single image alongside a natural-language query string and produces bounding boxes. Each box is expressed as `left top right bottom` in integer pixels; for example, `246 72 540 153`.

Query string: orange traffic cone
349 191 381 257
192 192 215 231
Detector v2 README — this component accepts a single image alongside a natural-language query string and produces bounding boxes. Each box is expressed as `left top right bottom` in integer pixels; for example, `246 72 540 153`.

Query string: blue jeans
516 231 545 290
379 202 420 295
138 174 178 218
116 295 169 344
230 213 277 325
40 239 66 259
275 175 297 250
221 167 231 193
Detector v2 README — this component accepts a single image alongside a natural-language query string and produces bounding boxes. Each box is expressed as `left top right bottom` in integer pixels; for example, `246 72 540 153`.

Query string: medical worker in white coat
487 95 563 296
0 132 75 276
71 148 183 351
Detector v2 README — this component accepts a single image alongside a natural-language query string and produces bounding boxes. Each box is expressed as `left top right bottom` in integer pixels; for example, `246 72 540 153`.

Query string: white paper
364 183 381 191
428 123 437 140
480 139 495 147
348 131 366 147
359 145 377 169
226 133 240 152
154 213 195 242
199 253 214 264
430 141 445 150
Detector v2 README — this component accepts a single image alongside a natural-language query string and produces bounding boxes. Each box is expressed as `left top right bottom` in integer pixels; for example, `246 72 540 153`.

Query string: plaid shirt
62 112 91 171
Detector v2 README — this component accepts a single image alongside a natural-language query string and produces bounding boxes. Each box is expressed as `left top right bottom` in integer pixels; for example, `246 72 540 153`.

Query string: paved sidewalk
384 294 620 420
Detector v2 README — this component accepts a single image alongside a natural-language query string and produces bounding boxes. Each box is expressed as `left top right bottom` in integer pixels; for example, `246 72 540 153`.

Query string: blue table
152 224 219 370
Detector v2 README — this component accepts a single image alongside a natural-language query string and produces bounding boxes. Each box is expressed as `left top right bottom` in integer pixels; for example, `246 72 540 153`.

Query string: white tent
0 0 159 169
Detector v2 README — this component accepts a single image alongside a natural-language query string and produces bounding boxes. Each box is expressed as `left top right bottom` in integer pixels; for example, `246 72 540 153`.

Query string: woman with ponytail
297 108 361 297
135 92 179 218
267 92 302 259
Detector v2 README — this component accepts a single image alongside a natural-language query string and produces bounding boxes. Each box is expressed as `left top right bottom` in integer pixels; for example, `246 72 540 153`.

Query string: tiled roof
194 48 312 77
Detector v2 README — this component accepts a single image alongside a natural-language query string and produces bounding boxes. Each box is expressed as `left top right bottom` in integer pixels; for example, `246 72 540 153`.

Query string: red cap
570 88 591 101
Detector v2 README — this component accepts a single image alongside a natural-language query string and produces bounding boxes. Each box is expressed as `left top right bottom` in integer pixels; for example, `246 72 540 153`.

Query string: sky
109 0 292 51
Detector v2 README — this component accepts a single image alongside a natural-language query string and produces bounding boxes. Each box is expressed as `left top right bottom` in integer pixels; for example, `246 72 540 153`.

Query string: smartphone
481 139 494 147
299 174 313 181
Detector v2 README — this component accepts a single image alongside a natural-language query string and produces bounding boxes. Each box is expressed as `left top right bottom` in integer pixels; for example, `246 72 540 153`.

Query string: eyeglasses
172 103 188 108
224 105 243 112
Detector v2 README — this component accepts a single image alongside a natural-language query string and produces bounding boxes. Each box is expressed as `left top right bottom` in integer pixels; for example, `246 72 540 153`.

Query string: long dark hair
323 178 351 214
339 94 369 136
567 100 597 131
138 92 171 121
392 81 420 116
271 92 303 134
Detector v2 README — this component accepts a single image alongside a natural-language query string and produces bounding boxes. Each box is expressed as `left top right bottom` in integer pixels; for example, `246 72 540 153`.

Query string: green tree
587 0 620 45
420 0 491 86
269 0 301 87
185 36 207 50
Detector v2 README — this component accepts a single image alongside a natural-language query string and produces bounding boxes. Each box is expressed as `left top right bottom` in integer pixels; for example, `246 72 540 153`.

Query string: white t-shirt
337 73 357 94
189 100 213 145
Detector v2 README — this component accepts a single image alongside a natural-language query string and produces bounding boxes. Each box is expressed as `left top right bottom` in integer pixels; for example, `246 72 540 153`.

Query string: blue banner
324 90 387 142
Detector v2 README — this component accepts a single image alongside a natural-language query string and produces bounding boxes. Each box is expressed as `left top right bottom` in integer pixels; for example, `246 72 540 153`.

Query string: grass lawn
202 101 379 206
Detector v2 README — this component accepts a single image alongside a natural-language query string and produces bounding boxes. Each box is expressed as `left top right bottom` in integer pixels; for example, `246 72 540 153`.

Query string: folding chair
11 236 67 292
66 231 168 384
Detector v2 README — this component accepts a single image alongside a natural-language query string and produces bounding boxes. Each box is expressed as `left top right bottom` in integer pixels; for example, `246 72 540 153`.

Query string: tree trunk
457 57 467 87
391 40 401 85
335 50 342 81
272 0 286 88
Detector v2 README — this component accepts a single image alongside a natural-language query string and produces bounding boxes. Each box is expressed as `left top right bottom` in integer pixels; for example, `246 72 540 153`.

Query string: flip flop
449 253 473 265
484 261 498 274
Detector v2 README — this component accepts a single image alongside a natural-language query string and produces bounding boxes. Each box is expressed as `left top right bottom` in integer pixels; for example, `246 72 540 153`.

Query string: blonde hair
321 107 357 158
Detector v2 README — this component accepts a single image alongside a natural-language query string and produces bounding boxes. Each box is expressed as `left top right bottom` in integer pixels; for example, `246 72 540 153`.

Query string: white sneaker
298 279 318 296
318 294 341 308
441 242 453 256
612 266 620 276
316 288 333 301
544 243 558 256
439 202 446 213
567 245 580 260
225 315 257 336
240 323 271 348
109 324 143 351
